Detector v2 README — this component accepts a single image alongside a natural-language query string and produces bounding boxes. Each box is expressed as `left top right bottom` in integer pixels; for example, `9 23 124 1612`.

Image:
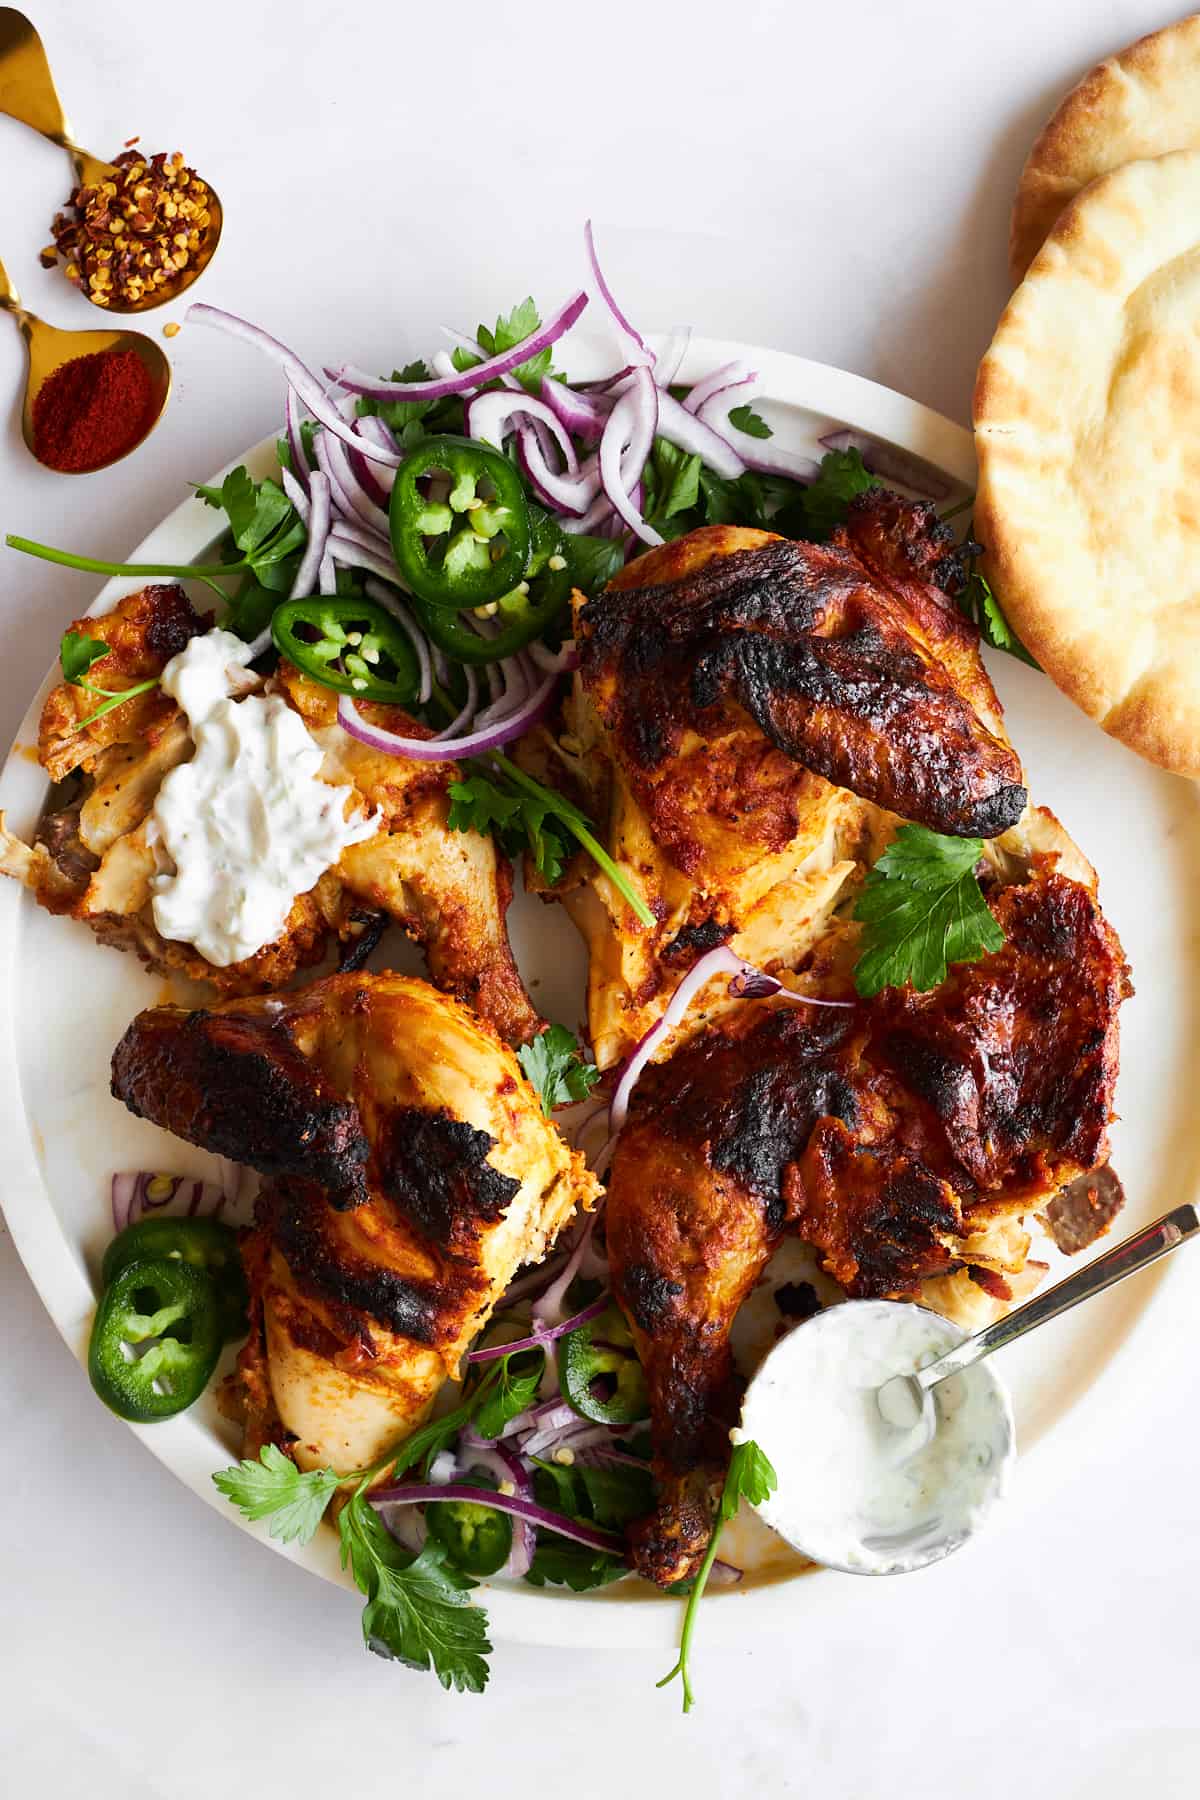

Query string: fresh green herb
524 1537 627 1591
852 823 1005 998
477 297 558 394
212 1444 342 1545
645 439 703 528
517 1024 600 1114
447 754 656 928
559 532 625 595
576 1461 654 1530
339 1489 491 1691
726 403 772 440
195 465 307 595
657 1439 777 1713
276 417 318 476
777 447 878 542
471 1349 544 1441
58 631 159 734
356 361 467 451
957 567 1039 670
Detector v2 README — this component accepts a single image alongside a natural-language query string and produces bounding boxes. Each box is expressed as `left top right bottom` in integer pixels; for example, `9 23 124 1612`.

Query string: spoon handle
0 10 73 149
916 1201 1200 1392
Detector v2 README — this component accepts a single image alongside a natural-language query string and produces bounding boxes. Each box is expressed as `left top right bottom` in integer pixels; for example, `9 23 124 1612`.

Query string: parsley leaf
777 447 879 542
212 1444 341 1545
60 631 110 686
726 403 772 440
517 1024 600 1115
339 1491 491 1692
477 297 556 393
471 1349 544 1441
658 1439 777 1712
577 1461 654 1530
448 755 655 927
195 465 307 587
852 824 1005 998
559 533 625 596
957 568 1039 670
648 439 703 524
524 1537 628 1591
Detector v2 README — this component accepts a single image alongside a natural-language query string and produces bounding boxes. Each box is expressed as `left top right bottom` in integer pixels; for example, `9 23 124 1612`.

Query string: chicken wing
518 492 1026 1066
1 585 540 1040
111 972 600 1470
607 857 1130 1585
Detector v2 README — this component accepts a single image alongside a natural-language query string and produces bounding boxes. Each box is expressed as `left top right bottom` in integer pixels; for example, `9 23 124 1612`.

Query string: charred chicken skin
607 864 1130 1586
0 585 539 1043
111 972 599 1471
524 492 1027 1067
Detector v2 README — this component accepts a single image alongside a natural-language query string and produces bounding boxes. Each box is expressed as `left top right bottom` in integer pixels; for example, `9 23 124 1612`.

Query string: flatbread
975 149 1200 779
1010 15 1200 282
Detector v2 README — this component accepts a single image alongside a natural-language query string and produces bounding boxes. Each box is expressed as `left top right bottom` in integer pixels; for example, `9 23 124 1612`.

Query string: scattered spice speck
43 147 214 309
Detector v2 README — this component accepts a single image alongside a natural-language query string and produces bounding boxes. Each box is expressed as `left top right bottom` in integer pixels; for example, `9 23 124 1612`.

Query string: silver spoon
877 1201 1200 1428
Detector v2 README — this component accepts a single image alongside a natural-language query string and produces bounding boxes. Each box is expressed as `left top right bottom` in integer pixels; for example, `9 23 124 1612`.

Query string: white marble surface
2 2 1199 1793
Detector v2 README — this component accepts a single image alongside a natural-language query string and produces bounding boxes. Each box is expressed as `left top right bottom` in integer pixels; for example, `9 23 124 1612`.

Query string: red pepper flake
123 135 141 148
31 348 155 472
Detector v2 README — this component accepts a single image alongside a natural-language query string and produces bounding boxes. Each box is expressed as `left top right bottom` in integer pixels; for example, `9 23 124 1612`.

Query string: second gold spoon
1 253 170 470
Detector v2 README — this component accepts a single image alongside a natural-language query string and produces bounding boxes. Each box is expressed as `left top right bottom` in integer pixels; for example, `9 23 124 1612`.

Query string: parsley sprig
58 631 160 734
957 565 1039 669
448 752 655 928
658 1439 777 1713
212 1354 541 1692
852 823 1005 997
517 1024 600 1115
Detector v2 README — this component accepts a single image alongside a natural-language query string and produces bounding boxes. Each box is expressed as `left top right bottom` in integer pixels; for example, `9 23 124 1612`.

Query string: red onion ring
367 1484 624 1556
328 290 589 402
363 577 433 706
285 387 311 494
466 1293 609 1364
584 220 652 367
337 667 558 760
683 359 755 415
656 390 746 479
818 428 952 501
599 367 661 546
288 469 330 601
538 375 611 444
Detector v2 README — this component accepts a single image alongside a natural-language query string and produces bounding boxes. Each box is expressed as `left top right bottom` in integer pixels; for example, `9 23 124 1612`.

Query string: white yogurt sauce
738 1300 1014 1575
150 628 377 966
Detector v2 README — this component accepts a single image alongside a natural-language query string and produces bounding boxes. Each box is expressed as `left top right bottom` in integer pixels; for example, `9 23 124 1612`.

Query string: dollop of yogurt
738 1300 1014 1576
151 628 377 966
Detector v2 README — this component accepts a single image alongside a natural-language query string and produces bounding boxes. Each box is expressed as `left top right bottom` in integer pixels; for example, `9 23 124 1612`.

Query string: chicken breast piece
111 972 600 1471
2 586 540 1040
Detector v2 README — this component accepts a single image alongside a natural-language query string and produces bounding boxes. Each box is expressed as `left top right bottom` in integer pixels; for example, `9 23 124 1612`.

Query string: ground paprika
31 348 155 472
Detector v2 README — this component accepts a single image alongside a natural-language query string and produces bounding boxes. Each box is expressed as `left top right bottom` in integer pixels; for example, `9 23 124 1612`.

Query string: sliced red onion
584 220 652 367
466 1293 608 1364
319 550 337 595
329 290 589 403
432 662 480 741
354 416 399 492
500 1397 576 1444
527 638 580 674
698 382 820 482
111 1171 140 1234
465 391 580 471
326 532 405 589
561 491 616 537
288 469 330 601
367 1483 624 1555
683 359 755 416
428 1449 458 1486
656 391 746 479
709 1559 744 1587
609 948 854 1138
818 428 952 501
337 667 557 760
654 325 692 390
315 431 391 538
110 1169 224 1234
599 368 661 547
538 376 611 444
473 653 531 733
532 1213 600 1328
348 446 389 510
378 1502 428 1555
516 428 599 517
279 464 311 524
187 304 403 466
285 386 311 493
363 578 432 706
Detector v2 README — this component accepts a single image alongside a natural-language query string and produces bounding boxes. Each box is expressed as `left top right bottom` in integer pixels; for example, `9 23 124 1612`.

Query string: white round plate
1 337 1197 1654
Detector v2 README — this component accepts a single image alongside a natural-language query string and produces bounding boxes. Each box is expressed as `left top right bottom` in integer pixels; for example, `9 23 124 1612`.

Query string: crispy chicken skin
1 586 540 1041
607 866 1130 1585
112 972 600 1471
521 493 1025 1067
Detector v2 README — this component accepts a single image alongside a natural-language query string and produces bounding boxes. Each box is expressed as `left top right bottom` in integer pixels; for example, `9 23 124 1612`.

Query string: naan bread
975 149 1200 778
1010 15 1200 281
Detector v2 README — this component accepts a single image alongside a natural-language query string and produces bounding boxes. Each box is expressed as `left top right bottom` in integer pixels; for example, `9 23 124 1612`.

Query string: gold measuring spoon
0 7 222 312
1 254 171 470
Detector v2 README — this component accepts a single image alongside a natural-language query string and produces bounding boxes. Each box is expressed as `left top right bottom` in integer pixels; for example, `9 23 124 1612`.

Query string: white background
1 3 1198 1795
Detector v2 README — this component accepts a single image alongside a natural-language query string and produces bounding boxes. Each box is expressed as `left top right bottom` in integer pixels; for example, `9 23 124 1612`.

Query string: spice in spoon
41 149 213 310
31 348 155 472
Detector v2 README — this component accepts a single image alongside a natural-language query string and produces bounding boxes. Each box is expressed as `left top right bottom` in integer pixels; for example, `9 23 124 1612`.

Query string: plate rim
0 333 1186 1653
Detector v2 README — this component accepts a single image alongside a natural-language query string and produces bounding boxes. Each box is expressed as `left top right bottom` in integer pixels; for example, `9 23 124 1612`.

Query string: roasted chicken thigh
111 971 599 1471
